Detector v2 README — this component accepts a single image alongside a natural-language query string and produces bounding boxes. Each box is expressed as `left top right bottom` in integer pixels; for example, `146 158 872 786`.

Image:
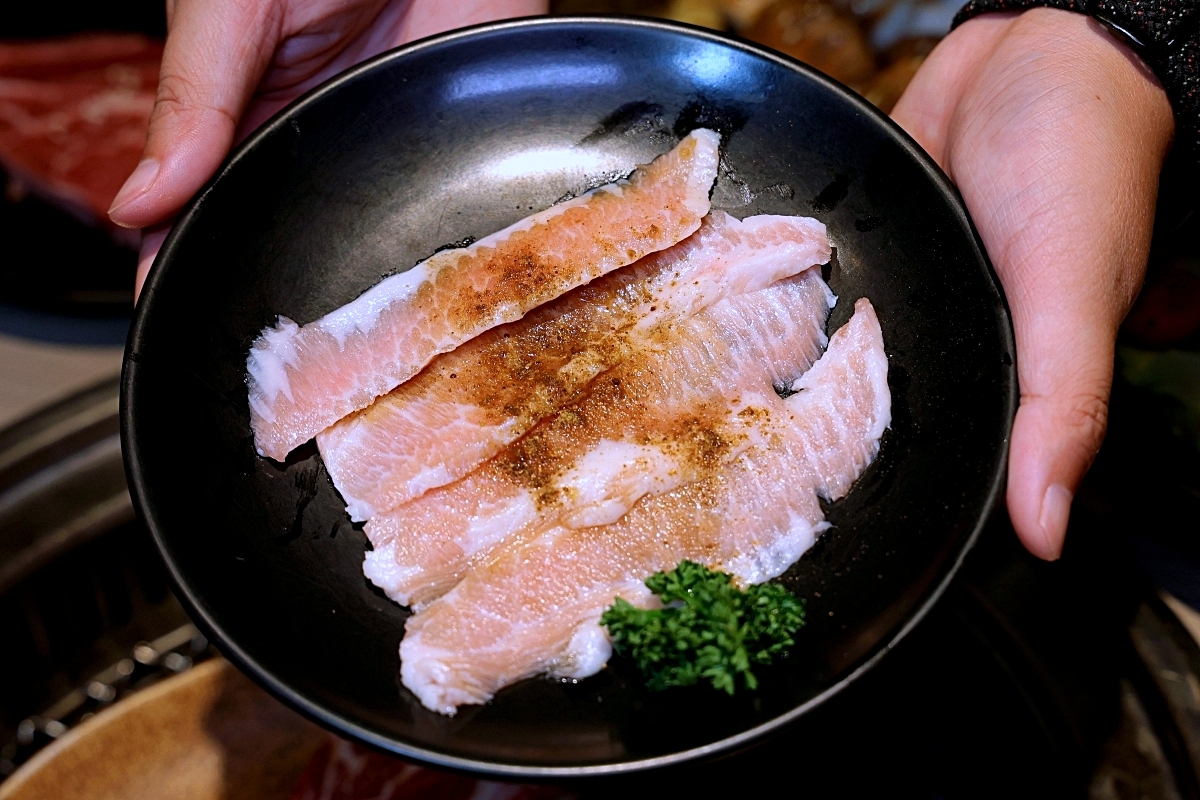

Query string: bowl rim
121 14 1017 778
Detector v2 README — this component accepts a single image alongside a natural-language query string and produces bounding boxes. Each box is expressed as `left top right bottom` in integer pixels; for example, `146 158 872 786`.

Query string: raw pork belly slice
399 298 890 714
0 34 161 239
247 130 721 460
363 271 835 608
317 211 830 520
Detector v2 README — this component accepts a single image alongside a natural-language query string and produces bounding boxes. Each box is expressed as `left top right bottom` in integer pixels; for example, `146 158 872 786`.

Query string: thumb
1005 312 1114 560
135 223 172 301
108 0 283 229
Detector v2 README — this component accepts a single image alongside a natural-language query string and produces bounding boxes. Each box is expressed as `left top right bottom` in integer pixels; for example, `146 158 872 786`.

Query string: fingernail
109 158 160 216
1037 483 1073 556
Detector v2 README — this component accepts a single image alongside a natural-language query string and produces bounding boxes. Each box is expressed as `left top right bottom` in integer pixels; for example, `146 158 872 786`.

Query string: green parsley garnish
600 560 806 695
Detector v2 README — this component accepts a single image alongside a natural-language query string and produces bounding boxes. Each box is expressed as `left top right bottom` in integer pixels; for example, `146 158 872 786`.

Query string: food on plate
246 129 721 461
243 125 890 713
362 270 835 609
601 560 805 694
316 211 831 521
0 33 161 244
399 299 889 714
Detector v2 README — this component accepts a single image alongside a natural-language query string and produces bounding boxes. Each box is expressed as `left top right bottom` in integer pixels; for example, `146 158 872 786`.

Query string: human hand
107 0 548 295
891 8 1174 559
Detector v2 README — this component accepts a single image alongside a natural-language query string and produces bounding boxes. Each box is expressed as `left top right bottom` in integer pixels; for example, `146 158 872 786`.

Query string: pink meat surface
399 298 890 714
316 211 830 520
247 130 721 461
0 34 160 239
362 271 835 609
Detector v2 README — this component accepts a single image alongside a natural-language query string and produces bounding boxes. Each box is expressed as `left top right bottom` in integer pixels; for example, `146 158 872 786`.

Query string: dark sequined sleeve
953 0 1199 155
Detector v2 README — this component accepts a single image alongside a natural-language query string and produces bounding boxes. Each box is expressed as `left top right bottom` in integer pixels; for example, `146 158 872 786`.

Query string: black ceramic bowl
121 17 1016 777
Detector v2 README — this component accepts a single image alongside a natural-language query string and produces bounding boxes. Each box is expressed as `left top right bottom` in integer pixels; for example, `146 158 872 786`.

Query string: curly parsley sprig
600 560 806 695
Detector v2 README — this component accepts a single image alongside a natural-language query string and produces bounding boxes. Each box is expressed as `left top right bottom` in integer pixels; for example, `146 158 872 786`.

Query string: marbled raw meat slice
317 211 830 520
399 298 890 714
246 130 721 460
363 271 835 608
0 34 161 241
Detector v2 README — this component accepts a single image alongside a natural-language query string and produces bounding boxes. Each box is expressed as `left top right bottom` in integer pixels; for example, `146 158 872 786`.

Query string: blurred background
1 1 1198 798
553 0 958 113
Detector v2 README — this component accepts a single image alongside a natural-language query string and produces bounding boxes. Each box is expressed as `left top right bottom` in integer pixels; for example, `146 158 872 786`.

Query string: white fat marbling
342 496 377 524
396 463 458 511
398 639 477 716
788 306 890 444
549 622 613 681
630 213 833 338
462 494 539 557
724 513 830 585
362 539 423 605
549 581 655 680
245 317 301 429
316 261 437 348
559 440 679 528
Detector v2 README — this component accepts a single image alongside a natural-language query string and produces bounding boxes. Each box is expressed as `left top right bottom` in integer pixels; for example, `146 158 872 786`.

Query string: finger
945 10 1174 558
109 0 285 229
1008 293 1118 556
1002 209 1148 559
396 0 548 42
135 224 172 302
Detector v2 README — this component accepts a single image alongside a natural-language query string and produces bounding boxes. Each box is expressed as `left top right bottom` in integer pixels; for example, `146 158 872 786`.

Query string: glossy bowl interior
122 17 1016 777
